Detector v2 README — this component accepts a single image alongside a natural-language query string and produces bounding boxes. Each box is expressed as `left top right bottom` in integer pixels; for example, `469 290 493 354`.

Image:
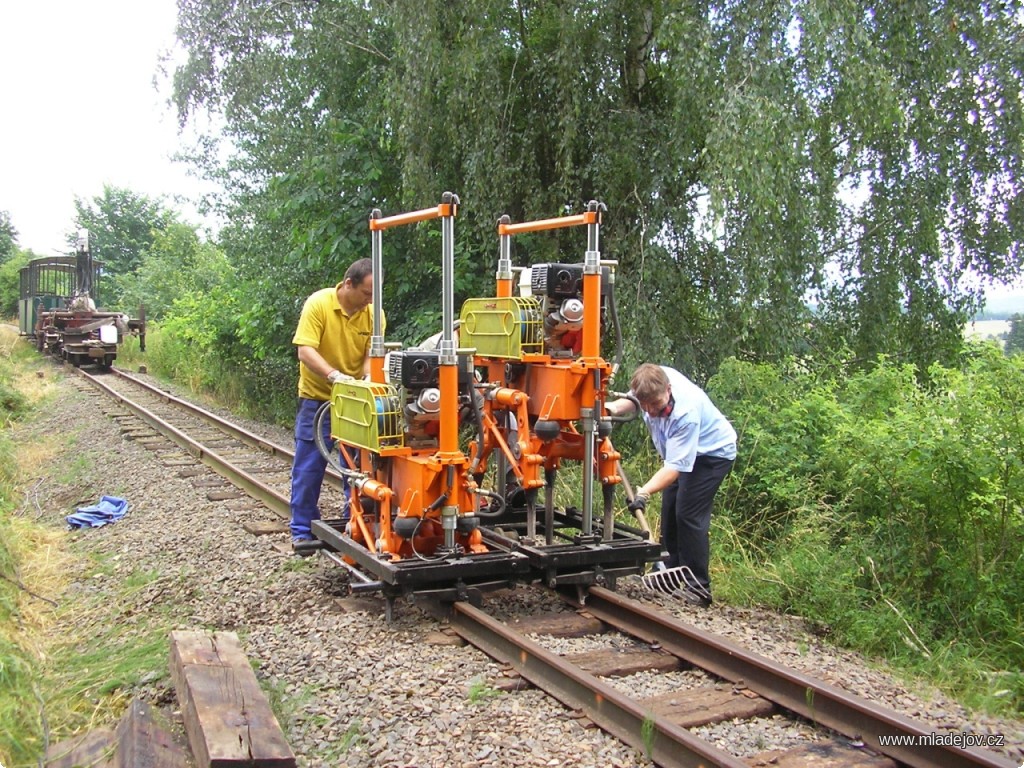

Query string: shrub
712 347 1024 713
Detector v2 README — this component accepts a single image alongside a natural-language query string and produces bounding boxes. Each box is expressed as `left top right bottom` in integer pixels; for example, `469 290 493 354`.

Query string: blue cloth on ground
66 495 129 529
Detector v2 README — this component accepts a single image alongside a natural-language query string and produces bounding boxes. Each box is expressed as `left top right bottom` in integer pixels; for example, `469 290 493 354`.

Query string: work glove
627 488 650 514
328 369 353 384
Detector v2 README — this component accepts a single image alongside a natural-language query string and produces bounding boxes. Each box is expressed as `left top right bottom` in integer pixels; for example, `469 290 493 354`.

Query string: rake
640 563 712 602
616 460 712 603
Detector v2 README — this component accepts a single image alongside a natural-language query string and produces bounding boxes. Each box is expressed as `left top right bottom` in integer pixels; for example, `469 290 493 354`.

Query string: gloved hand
328 369 352 384
627 488 650 514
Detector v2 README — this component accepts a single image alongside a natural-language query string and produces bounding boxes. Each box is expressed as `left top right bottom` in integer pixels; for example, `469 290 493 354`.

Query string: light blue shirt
636 366 737 474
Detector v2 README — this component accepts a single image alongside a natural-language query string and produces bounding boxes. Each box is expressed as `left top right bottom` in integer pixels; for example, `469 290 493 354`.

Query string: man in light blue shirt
606 363 736 605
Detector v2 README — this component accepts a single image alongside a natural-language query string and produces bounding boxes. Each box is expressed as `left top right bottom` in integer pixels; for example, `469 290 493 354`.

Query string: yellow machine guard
331 379 404 452
460 296 543 360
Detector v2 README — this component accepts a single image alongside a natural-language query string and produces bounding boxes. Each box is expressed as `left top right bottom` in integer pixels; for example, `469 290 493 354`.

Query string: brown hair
344 257 373 286
630 363 669 403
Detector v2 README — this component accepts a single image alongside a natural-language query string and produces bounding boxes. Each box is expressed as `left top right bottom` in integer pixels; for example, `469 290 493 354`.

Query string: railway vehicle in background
18 230 145 368
308 193 661 612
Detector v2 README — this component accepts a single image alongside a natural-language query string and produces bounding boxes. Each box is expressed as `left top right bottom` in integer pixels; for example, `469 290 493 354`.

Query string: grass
0 327 175 766
315 719 365 763
712 512 1024 719
0 326 73 765
466 676 501 704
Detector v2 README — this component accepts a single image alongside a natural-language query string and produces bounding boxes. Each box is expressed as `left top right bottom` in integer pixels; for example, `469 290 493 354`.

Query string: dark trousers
660 455 734 592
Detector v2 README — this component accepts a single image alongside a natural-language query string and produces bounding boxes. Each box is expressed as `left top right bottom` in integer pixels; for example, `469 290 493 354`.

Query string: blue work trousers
289 398 335 539
659 455 734 594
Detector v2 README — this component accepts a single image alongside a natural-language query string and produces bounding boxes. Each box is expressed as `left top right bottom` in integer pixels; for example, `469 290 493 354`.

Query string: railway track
74 365 345 523
441 589 1017 768
71 364 1018 768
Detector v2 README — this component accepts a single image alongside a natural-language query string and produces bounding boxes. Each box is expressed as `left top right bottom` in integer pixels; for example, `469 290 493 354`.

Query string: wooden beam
640 686 776 728
45 728 115 768
114 697 190 768
566 647 682 677
506 610 608 638
170 630 295 768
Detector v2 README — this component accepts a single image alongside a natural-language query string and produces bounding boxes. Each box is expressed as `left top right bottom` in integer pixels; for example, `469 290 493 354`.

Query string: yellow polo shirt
292 283 384 400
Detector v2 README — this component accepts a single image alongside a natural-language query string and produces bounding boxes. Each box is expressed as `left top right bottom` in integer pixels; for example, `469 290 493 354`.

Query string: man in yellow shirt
289 258 382 547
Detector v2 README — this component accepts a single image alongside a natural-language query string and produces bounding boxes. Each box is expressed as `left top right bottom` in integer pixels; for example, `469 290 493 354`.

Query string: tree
0 248 35 318
0 210 17 266
73 186 175 308
111 221 232 321
1006 313 1024 356
171 1 1024 379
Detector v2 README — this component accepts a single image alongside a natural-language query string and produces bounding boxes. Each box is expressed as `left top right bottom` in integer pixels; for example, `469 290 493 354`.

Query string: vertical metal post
581 406 596 535
369 209 385 380
440 193 457 362
438 192 461 458
496 215 513 299
495 214 514 498
75 229 93 303
580 201 603 535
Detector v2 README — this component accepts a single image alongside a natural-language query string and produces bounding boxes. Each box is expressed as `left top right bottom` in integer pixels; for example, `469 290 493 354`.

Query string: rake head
640 564 712 603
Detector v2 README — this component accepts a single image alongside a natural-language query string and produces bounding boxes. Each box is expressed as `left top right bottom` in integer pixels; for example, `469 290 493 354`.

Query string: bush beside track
708 345 1024 715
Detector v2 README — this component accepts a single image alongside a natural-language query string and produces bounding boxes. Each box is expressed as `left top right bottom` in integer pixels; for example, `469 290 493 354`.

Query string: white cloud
0 0 216 255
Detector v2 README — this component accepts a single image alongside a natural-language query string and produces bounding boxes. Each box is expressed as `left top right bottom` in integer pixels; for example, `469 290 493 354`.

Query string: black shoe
291 536 317 557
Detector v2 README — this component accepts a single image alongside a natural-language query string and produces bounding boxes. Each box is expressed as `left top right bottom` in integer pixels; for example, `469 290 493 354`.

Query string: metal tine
641 565 711 601
676 566 712 600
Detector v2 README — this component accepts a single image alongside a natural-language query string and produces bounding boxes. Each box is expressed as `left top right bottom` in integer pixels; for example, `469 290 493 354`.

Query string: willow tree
172 0 1023 378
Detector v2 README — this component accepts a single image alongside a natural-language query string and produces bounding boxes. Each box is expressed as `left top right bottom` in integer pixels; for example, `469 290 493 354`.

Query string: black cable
313 400 360 478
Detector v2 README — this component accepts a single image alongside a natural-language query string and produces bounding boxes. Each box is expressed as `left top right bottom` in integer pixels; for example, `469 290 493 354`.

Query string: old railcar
18 231 145 368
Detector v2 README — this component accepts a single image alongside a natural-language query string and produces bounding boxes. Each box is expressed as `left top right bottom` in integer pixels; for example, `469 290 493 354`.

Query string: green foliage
712 348 1024 713
0 356 42 766
143 285 296 424
0 248 33 318
73 185 176 308
110 222 232 321
466 676 501 704
0 632 40 767
0 210 17 265
145 287 239 388
0 349 28 435
171 0 1024 383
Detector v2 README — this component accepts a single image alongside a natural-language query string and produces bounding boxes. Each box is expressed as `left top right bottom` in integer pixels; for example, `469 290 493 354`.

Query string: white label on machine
99 325 118 343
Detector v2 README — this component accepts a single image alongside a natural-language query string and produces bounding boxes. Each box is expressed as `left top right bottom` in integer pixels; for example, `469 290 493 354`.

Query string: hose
468 379 486 474
312 400 361 479
605 391 642 424
470 486 507 518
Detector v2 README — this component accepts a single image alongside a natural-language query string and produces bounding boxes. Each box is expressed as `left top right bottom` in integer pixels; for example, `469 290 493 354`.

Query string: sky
0 0 217 257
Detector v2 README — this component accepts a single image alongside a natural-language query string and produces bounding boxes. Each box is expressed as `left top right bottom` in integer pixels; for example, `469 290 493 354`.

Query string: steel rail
79 370 292 519
111 367 291 454
109 367 346 489
579 587 1016 768
449 600 749 768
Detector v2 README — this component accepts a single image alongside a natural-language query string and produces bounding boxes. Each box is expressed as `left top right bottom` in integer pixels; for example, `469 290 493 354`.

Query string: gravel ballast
13 365 1024 767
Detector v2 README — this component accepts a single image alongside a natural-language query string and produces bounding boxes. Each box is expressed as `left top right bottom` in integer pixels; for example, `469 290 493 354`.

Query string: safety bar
497 210 599 236
370 202 456 231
